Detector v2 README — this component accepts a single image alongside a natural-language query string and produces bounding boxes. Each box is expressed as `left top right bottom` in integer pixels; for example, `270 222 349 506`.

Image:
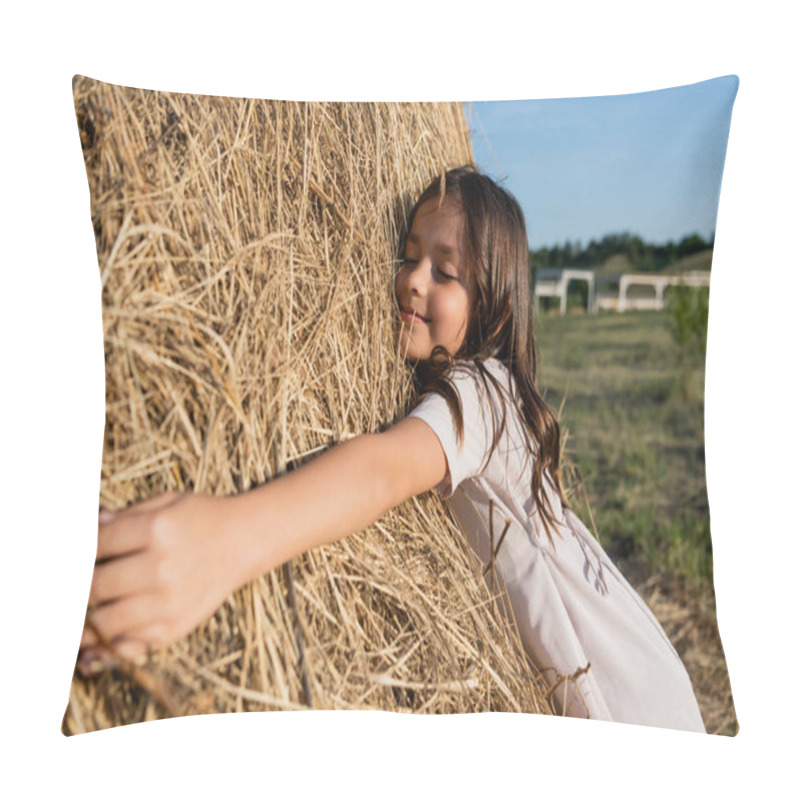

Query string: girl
79 166 705 732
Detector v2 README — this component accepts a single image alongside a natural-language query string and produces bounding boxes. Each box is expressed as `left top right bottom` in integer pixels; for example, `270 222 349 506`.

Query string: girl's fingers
78 637 150 676
96 492 182 559
99 491 181 521
79 624 99 649
97 513 149 561
89 551 155 605
83 592 163 648
81 616 169 653
96 509 158 561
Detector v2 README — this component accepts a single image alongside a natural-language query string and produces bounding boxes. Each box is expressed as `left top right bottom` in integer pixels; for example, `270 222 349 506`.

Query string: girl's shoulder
448 357 517 402
448 356 508 380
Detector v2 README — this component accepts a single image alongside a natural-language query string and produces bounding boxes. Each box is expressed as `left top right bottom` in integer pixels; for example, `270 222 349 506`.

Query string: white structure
534 268 596 315
598 271 710 312
535 268 710 315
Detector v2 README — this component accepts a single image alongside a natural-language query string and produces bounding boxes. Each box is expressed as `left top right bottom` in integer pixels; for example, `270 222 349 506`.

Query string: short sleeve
407 365 495 498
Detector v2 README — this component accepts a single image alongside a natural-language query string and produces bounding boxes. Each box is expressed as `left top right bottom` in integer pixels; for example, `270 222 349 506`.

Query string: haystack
64 76 553 731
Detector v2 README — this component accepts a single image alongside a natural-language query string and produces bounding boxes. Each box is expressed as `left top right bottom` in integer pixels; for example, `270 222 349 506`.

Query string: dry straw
64 76 554 732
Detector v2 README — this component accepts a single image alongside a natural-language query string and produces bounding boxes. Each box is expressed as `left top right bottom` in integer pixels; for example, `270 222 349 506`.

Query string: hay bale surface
65 76 553 731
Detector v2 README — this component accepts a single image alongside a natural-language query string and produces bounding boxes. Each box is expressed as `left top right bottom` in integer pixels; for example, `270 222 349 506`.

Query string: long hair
402 166 568 542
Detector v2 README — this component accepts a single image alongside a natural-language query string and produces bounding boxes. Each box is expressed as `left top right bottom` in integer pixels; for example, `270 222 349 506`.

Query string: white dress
408 358 706 732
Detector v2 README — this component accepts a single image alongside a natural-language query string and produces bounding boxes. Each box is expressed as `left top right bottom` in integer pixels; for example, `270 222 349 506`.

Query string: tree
677 233 708 259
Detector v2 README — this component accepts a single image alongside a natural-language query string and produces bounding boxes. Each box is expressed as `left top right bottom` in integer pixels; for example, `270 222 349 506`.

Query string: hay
64 77 553 731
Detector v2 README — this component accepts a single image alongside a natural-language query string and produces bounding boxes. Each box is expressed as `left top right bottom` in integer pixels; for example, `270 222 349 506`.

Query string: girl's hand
78 491 236 675
77 419 447 676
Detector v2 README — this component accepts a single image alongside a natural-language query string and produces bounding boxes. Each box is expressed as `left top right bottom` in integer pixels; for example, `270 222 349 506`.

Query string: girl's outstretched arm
79 418 447 671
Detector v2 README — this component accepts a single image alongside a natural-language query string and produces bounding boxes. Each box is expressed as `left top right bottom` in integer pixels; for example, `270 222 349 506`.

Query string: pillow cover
65 75 737 735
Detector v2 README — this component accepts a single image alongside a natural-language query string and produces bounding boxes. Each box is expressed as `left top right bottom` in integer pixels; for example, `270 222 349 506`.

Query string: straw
64 77 554 732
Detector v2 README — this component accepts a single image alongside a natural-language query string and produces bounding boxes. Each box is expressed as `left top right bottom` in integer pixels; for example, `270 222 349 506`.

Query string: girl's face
395 198 475 361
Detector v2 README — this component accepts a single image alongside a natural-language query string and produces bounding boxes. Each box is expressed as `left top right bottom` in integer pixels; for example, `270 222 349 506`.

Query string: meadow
536 306 737 734
537 308 711 586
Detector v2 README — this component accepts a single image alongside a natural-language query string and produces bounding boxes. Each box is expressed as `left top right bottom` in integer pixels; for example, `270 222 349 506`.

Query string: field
537 309 710 585
535 308 738 734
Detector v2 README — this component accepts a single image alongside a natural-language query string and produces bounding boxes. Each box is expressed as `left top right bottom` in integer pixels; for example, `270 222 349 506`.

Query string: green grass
536 310 711 588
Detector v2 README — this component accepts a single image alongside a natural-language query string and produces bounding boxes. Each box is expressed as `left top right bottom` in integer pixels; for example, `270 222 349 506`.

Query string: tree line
529 231 713 274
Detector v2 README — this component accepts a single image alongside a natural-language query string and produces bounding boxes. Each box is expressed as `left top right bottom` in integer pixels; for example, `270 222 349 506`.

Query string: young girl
79 166 706 732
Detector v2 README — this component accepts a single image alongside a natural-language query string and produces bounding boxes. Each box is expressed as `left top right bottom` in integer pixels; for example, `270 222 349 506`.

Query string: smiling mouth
398 308 430 325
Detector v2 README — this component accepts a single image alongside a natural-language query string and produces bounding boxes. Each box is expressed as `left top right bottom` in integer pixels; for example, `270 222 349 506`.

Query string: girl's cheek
442 294 467 325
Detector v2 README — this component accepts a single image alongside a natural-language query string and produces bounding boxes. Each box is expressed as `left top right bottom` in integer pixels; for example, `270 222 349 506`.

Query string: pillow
65 75 737 735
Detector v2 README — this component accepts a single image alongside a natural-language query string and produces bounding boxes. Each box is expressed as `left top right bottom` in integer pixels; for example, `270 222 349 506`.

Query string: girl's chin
397 332 431 362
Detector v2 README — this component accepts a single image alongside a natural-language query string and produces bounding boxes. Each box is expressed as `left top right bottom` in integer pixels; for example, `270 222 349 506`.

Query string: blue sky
465 76 738 250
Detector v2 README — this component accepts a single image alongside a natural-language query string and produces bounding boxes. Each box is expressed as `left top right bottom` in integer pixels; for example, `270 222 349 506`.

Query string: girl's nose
403 258 428 295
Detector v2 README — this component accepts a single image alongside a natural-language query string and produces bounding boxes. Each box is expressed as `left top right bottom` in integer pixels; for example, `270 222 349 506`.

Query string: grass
536 310 712 588
538 308 740 736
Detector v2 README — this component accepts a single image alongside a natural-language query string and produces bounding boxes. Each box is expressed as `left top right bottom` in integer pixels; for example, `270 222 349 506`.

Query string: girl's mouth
399 307 429 325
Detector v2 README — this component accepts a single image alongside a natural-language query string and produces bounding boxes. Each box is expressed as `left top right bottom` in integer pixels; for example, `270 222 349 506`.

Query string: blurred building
533 268 710 315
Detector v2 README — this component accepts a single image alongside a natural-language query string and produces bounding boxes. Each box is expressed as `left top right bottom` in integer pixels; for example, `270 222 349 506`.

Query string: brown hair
402 166 568 543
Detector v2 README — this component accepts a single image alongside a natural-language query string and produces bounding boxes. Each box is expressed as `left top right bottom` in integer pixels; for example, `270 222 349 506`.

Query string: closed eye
397 258 458 282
